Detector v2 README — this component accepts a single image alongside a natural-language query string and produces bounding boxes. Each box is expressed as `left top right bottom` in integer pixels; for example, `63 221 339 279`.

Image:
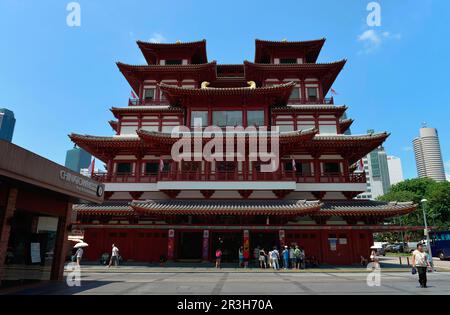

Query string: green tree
377 178 450 230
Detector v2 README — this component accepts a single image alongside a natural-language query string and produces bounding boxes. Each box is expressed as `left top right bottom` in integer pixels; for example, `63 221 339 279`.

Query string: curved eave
244 59 346 96
137 128 318 145
160 81 295 106
272 105 348 115
279 128 318 144
255 38 326 63
339 119 354 133
159 81 296 96
116 61 217 92
315 202 417 217
131 200 322 216
74 202 134 217
109 120 118 132
312 132 389 144
69 133 145 162
110 106 183 119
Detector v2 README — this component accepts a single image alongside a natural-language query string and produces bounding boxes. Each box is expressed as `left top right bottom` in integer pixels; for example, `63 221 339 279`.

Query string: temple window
279 58 297 64
145 162 159 175
144 88 155 101
297 115 316 131
162 116 181 133
323 162 341 175
307 87 318 100
284 161 312 176
164 59 183 65
247 110 265 127
120 121 138 135
318 121 337 134
289 87 300 100
213 111 243 127
191 111 209 127
275 115 294 132
116 162 132 175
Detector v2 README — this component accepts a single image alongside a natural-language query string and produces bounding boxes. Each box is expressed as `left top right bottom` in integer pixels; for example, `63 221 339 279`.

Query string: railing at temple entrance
92 170 366 184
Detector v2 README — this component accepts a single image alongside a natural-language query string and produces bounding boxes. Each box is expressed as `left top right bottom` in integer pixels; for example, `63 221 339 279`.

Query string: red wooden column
202 230 210 262
167 229 175 262
0 187 18 285
51 202 73 281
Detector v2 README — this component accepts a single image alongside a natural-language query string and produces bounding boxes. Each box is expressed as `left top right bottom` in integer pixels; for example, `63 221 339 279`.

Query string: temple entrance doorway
210 232 242 263
177 232 203 261
251 231 279 254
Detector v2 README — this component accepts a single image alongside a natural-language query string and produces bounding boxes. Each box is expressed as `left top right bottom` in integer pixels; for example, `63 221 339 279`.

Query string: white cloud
446 173 450 182
402 146 413 152
357 29 401 54
149 32 166 44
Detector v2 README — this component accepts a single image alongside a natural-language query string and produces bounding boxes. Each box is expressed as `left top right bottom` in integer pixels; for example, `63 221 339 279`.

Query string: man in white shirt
108 244 120 268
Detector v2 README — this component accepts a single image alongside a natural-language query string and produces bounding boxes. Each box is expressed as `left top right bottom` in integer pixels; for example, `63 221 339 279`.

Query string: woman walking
412 243 432 288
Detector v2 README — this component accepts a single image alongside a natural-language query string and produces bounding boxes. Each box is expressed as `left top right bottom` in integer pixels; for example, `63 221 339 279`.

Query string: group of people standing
216 245 306 270
258 245 306 270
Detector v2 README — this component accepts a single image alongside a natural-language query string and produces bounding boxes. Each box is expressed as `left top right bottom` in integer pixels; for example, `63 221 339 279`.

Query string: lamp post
421 199 433 269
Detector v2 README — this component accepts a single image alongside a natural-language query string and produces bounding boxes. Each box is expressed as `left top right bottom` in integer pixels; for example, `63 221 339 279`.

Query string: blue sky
0 0 449 179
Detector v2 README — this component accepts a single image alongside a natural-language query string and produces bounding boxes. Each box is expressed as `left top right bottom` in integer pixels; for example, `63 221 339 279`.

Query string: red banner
167 229 175 261
243 230 250 258
202 230 209 261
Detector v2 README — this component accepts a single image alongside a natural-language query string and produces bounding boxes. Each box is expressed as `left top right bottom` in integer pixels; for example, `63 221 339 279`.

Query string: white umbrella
74 242 89 249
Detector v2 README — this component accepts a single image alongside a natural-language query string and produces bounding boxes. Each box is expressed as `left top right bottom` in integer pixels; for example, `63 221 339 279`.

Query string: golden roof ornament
201 81 210 89
247 81 256 89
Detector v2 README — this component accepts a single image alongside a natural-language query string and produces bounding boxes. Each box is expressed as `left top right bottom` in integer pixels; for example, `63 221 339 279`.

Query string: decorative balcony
128 98 170 106
92 170 366 184
128 97 334 107
287 97 334 105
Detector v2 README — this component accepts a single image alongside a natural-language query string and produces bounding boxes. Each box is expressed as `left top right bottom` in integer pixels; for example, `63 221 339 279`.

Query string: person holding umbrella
73 241 89 267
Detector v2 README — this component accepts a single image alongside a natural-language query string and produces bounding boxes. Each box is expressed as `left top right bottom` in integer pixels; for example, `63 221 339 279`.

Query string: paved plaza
3 269 450 295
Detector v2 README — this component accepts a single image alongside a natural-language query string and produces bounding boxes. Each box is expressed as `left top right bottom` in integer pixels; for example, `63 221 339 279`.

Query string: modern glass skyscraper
0 108 16 142
64 146 92 173
357 130 391 200
413 127 446 182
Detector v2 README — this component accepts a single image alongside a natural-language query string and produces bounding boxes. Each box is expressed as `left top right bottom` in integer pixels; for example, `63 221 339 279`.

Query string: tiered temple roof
74 200 416 218
254 38 326 63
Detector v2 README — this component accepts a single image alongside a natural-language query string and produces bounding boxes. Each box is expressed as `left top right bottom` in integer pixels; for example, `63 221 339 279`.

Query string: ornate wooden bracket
312 191 326 200
238 190 253 199
200 190 215 199
130 191 144 200
162 190 181 199
273 190 292 199
104 191 114 200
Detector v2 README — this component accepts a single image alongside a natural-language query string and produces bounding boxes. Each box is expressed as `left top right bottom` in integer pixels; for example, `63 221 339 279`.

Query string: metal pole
421 199 433 269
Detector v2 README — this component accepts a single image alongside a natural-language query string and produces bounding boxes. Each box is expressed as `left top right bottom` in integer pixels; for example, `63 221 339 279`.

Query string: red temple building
70 38 417 265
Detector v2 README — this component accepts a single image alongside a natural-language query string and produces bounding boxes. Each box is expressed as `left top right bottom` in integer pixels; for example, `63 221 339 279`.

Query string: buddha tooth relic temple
70 38 417 265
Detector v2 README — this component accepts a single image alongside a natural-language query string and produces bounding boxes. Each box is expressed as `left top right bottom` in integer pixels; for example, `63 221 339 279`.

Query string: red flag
356 159 364 172
131 90 138 99
159 159 165 172
331 88 338 96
